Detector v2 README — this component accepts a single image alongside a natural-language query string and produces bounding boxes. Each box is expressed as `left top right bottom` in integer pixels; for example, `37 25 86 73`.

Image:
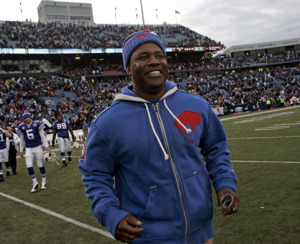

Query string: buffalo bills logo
137 33 149 39
174 111 201 135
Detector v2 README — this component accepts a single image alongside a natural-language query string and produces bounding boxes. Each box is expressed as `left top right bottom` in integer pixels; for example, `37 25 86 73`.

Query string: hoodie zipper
154 103 189 244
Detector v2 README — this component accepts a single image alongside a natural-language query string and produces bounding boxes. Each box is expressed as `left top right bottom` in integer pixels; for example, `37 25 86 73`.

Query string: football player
17 111 50 192
52 114 76 167
0 126 12 182
82 121 89 141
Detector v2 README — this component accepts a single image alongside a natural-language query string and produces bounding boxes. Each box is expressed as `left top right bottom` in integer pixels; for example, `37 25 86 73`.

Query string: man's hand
217 188 239 216
115 214 143 243
47 148 51 153
20 152 24 158
72 136 76 142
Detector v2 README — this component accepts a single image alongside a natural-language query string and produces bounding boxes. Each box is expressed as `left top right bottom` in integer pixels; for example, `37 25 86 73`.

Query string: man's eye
138 56 147 60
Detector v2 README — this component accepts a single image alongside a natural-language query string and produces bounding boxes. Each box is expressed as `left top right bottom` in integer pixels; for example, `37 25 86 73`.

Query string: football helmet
73 142 80 149
43 151 58 164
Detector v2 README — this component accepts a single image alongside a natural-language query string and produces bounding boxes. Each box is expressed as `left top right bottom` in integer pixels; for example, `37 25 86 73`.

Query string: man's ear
126 65 132 75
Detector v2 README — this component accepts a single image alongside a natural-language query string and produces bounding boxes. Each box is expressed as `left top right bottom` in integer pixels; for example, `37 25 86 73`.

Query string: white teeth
148 71 160 75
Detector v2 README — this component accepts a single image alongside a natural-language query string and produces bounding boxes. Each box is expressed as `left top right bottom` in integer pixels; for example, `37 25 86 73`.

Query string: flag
175 10 181 14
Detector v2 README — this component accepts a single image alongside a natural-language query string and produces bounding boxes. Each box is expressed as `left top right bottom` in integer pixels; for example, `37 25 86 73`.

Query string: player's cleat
0 175 4 182
41 182 47 190
31 183 39 193
6 171 10 178
68 160 72 164
62 161 67 167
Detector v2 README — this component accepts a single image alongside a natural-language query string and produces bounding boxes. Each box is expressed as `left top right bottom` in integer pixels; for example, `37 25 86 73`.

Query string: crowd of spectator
210 50 300 68
0 75 129 131
0 21 223 49
174 66 300 108
60 50 300 77
0 61 299 132
164 50 300 72
0 21 299 132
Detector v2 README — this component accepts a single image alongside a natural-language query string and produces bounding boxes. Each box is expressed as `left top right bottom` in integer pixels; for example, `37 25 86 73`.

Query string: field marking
231 160 300 164
220 106 299 121
16 147 83 160
0 192 114 240
228 135 300 140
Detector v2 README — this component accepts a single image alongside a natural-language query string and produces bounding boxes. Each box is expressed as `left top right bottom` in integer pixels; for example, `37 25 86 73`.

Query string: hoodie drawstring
144 100 191 161
163 99 192 135
144 103 169 160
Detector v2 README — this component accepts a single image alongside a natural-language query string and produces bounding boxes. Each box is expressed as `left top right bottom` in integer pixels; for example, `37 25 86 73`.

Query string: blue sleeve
200 105 237 193
79 123 129 238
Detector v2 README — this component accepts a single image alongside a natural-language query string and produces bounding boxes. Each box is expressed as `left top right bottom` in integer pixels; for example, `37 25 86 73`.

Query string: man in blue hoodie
79 30 239 244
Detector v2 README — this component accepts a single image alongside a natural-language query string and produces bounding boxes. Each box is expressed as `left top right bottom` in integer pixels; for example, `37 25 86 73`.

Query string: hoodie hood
114 80 178 103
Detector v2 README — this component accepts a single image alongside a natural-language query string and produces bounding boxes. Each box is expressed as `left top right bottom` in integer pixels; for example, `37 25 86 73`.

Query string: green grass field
1 106 300 244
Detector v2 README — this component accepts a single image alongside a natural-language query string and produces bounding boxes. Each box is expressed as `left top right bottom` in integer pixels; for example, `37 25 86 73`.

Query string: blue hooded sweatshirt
79 81 237 244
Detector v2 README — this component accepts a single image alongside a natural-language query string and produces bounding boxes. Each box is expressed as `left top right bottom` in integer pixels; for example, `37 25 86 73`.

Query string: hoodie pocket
138 183 184 239
182 171 213 232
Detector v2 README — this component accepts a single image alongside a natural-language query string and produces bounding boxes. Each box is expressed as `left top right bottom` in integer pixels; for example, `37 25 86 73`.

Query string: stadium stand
0 21 299 131
0 21 223 49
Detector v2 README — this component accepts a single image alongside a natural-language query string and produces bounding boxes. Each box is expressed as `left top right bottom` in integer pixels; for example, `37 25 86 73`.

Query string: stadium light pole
135 8 139 25
140 0 145 26
20 1 23 21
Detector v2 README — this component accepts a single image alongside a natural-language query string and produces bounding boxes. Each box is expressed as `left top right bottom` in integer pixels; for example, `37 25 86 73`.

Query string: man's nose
148 55 160 65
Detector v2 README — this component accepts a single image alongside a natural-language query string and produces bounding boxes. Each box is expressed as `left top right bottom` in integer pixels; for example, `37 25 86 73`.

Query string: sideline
231 160 300 164
0 192 114 240
220 106 299 121
228 135 300 140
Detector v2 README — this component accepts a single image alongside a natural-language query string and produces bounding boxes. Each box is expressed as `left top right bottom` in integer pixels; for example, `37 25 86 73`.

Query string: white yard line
0 192 114 240
228 135 300 140
231 160 300 164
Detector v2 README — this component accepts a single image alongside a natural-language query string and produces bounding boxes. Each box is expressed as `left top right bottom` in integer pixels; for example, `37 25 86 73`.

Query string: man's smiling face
127 42 168 100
